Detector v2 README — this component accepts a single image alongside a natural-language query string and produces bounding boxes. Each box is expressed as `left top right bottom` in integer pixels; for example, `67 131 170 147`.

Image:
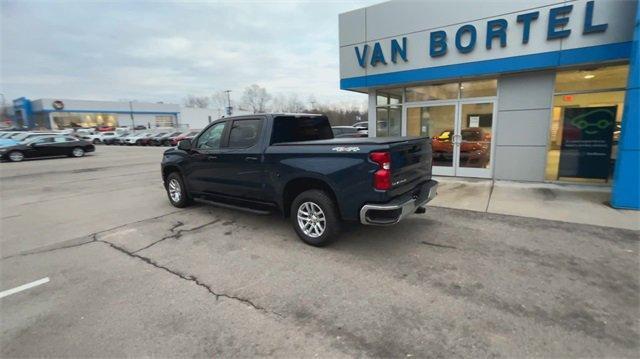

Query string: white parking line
0 277 50 299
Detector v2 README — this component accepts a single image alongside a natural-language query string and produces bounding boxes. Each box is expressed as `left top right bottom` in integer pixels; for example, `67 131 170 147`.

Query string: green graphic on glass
569 109 614 135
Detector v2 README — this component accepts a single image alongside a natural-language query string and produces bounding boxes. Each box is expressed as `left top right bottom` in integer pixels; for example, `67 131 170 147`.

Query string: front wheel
291 189 341 246
165 172 191 208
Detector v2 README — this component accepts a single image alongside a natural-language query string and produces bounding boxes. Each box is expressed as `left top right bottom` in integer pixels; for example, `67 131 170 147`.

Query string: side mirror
177 139 192 151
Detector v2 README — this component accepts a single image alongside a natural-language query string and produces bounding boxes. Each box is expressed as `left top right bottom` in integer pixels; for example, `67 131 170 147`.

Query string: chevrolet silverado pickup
161 114 438 246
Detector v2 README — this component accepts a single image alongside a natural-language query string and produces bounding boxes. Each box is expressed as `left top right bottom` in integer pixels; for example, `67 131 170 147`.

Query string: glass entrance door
407 103 457 176
406 100 495 178
455 102 494 178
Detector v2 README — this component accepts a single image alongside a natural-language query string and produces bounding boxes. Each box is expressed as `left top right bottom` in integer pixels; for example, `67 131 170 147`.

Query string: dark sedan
149 131 181 146
0 135 95 162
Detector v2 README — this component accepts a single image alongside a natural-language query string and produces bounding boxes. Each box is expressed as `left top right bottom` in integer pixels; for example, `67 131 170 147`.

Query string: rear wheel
92 139 100 144
291 189 340 246
166 172 191 208
71 147 85 157
8 151 24 162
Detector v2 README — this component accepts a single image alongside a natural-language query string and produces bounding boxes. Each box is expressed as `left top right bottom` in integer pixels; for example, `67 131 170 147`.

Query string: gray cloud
1 0 376 107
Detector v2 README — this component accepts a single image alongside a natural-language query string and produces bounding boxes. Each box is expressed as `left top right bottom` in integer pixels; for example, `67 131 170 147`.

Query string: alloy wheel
168 178 182 203
297 202 326 238
72 148 85 157
9 151 24 162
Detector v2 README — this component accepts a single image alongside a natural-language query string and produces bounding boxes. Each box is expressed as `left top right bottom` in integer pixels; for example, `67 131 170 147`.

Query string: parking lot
1 146 638 357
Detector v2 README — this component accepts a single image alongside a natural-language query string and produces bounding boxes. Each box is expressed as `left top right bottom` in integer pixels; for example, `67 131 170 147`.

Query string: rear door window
228 119 262 148
271 116 333 144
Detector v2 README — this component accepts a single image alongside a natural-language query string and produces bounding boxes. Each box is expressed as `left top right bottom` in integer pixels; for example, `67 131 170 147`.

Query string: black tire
163 140 170 146
290 189 341 246
8 150 24 162
165 172 191 208
92 139 100 144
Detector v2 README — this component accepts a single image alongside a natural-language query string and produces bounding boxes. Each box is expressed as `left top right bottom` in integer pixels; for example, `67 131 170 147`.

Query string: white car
99 131 118 143
124 132 154 145
85 131 118 144
352 121 368 131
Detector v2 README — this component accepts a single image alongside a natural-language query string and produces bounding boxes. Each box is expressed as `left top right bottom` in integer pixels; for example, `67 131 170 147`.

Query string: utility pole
224 90 232 116
128 100 136 132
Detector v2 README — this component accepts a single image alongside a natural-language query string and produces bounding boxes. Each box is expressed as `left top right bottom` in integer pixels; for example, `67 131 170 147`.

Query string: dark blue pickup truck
161 114 438 246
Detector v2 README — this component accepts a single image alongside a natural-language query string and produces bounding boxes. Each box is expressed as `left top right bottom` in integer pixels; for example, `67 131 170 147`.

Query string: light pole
224 90 232 116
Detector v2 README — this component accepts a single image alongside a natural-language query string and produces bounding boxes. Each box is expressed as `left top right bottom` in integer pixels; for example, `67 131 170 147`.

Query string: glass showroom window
405 79 497 102
155 115 176 128
376 88 403 137
545 64 629 183
51 112 119 129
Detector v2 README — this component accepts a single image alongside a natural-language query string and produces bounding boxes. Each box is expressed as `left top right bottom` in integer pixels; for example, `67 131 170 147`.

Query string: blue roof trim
340 42 632 90
38 109 179 115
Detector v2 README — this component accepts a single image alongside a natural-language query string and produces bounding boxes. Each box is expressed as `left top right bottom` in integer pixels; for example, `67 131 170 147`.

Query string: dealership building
340 0 639 209
9 97 229 131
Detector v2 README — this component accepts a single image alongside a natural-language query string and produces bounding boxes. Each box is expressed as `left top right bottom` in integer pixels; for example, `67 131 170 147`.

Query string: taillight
370 151 391 190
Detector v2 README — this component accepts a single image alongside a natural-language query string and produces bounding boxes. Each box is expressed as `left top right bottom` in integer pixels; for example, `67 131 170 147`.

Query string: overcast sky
1 0 378 108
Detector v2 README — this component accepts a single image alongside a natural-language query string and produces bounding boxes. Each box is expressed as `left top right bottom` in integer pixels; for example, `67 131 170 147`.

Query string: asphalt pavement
1 146 638 357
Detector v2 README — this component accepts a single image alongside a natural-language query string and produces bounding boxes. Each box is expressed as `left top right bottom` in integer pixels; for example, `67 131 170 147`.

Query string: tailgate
388 137 432 197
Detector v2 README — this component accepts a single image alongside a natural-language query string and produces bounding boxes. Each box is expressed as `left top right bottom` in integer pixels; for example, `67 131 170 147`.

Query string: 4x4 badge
331 146 360 152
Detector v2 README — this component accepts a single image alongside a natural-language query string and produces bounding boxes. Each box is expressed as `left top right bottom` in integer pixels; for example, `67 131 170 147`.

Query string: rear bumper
359 180 438 225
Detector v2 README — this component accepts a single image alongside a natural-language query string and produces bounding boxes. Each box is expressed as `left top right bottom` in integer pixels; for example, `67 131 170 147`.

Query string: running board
194 198 272 215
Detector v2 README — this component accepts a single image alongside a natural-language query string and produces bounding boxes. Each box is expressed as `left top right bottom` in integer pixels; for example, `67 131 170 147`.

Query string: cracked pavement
1 146 639 357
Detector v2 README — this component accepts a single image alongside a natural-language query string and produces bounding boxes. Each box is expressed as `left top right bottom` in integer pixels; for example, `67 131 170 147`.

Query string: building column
368 89 376 137
611 5 640 210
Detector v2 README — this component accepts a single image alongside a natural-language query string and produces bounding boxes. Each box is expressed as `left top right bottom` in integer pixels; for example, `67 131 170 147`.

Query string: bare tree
307 94 317 111
183 95 210 108
271 93 306 113
284 94 306 113
241 84 271 113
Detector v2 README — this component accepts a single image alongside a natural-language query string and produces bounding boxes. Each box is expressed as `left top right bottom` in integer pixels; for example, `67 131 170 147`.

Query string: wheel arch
281 177 340 219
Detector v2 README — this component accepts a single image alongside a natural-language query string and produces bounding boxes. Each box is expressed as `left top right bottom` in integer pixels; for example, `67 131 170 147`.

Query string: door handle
245 156 259 162
207 155 219 160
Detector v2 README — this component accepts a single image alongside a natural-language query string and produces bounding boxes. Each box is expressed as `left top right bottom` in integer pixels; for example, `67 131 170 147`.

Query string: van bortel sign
354 0 608 68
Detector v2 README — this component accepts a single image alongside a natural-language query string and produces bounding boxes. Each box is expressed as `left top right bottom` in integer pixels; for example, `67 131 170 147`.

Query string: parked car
0 135 95 162
97 131 118 144
149 131 181 146
96 125 116 132
161 114 438 246
332 126 368 138
103 132 129 145
82 133 104 144
352 121 368 131
124 132 154 145
140 132 168 146
169 130 200 146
